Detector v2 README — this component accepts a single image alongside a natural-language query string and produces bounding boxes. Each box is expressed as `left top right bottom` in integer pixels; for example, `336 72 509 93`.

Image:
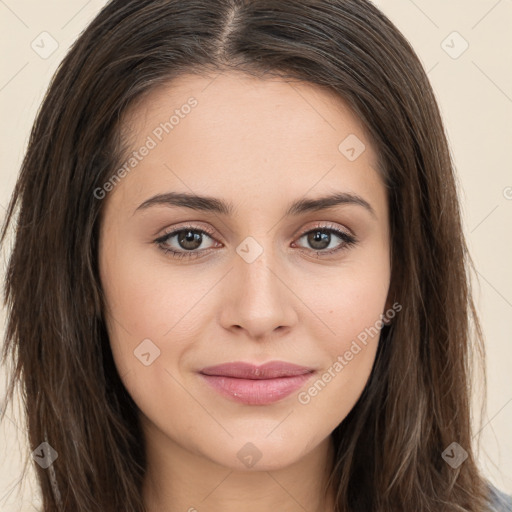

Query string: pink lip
199 361 315 405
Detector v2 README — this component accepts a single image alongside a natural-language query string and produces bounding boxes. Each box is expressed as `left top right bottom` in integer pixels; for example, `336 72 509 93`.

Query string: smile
199 361 316 405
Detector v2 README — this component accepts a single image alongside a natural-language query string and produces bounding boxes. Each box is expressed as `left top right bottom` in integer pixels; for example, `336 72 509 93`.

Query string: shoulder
487 483 512 512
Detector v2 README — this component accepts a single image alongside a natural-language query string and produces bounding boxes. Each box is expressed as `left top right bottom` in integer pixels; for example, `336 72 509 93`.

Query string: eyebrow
134 191 376 218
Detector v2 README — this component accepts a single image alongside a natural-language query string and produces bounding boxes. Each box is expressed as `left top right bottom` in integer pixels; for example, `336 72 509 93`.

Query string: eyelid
155 220 353 241
156 222 217 237
154 221 357 259
293 220 355 240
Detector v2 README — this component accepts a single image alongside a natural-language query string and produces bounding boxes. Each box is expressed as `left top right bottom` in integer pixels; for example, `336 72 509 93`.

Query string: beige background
1 0 511 509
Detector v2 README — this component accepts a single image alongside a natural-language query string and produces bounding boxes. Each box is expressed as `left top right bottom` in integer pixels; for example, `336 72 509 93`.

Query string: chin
204 434 316 472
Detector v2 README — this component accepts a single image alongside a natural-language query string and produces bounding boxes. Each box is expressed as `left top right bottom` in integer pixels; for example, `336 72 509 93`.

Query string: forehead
107 71 384 215
122 71 375 156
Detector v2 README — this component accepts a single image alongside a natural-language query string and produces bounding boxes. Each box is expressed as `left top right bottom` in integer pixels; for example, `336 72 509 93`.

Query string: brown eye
175 230 205 251
304 230 332 250
155 226 218 259
294 225 357 256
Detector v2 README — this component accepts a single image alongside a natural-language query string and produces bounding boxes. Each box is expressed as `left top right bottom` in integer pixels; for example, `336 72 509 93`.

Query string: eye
154 223 357 260
292 223 357 257
154 226 218 260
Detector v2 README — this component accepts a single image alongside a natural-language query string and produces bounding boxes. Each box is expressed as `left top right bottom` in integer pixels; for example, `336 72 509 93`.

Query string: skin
98 71 391 512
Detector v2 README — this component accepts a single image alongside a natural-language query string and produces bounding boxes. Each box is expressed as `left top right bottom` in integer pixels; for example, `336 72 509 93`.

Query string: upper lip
199 361 315 379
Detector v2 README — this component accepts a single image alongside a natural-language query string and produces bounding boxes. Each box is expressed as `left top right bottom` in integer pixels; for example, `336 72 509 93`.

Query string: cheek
100 217 187 327
100 241 222 385
100 252 198 421
294 262 389 412
328 272 389 343
310 254 390 349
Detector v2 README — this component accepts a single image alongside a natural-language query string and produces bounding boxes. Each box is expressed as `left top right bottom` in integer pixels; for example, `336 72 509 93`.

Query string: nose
218 244 298 341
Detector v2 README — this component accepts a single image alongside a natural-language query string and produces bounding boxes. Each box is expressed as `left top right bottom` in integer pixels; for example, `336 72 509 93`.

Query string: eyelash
154 223 357 260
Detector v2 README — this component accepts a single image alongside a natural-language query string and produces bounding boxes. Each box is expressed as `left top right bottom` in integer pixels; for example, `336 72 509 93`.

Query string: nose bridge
221 234 296 337
236 235 285 307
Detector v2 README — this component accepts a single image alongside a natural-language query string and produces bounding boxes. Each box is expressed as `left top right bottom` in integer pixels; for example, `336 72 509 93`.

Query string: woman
1 0 511 511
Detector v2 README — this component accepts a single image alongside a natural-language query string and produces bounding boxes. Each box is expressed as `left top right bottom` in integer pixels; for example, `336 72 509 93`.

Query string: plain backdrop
1 0 511 509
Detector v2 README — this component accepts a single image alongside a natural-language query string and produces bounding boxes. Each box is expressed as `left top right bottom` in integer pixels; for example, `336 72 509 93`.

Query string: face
98 71 391 472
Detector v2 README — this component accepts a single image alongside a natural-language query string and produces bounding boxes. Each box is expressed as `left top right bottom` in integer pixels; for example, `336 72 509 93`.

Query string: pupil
309 230 329 249
179 230 201 250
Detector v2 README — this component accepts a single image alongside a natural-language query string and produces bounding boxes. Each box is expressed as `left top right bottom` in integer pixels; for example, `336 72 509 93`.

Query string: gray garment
488 484 512 511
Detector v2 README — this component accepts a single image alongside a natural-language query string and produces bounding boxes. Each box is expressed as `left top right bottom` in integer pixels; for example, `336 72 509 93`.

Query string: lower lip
199 372 315 405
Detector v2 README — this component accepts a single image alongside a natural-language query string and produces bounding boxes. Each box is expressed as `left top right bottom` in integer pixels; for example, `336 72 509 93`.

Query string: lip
199 361 315 405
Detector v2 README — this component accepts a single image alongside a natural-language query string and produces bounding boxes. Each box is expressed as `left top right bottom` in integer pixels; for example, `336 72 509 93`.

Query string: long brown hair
0 0 495 510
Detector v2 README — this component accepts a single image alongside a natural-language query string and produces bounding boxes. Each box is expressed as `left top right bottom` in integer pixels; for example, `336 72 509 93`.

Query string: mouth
198 361 316 405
